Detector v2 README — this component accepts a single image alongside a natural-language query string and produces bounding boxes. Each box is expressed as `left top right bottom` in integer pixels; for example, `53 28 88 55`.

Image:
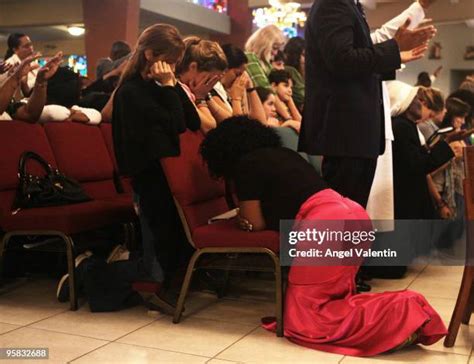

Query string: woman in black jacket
112 24 200 297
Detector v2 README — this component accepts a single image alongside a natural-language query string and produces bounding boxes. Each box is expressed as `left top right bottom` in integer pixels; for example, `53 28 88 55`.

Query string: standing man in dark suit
299 0 435 207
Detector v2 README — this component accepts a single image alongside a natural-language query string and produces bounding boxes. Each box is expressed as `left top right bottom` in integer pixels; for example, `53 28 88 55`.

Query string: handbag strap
18 151 54 179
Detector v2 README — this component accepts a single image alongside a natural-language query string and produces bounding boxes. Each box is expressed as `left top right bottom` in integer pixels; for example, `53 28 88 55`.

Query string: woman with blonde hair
245 25 286 89
175 36 228 133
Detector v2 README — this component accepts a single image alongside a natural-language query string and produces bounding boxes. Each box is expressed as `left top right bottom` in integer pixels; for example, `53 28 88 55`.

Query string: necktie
356 0 366 18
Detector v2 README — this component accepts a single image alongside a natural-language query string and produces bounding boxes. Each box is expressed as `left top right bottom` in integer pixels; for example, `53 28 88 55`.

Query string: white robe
366 2 425 228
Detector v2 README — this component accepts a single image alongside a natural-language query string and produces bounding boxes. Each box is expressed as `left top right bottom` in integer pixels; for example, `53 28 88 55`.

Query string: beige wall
396 22 474 95
367 0 474 28
0 0 82 27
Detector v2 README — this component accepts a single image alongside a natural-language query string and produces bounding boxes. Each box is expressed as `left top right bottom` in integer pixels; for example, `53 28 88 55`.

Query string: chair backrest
44 122 117 199
161 130 228 233
463 146 474 264
0 121 58 216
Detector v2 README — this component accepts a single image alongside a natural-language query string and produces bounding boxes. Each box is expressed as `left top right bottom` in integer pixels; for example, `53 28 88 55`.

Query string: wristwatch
195 99 207 106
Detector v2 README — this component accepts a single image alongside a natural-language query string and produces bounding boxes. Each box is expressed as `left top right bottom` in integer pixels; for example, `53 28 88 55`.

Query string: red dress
264 189 447 357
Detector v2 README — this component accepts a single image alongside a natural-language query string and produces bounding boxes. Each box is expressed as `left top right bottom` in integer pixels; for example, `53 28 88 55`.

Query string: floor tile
424 324 473 356
72 342 210 363
117 317 256 357
30 305 157 341
182 291 219 316
368 265 424 293
1 278 57 298
0 297 67 326
407 271 462 300
0 327 107 364
340 345 469 363
191 298 275 325
0 322 21 335
0 279 67 325
426 297 457 322
225 276 275 303
217 327 342 363
417 265 464 281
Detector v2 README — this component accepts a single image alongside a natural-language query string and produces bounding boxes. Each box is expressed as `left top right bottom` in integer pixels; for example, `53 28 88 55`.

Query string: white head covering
387 80 419 117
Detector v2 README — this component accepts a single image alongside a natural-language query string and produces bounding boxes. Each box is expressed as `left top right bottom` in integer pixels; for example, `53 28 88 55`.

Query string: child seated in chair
268 69 301 131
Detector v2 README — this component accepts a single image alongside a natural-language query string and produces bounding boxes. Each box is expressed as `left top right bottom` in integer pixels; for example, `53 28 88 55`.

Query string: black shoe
56 252 92 302
356 277 371 293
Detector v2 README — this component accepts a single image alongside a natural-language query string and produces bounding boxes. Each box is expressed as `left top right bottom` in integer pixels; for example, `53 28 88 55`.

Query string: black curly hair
200 116 281 179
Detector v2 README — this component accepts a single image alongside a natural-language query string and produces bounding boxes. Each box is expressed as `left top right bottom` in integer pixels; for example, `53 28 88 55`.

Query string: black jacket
299 0 401 158
112 75 200 176
392 116 454 219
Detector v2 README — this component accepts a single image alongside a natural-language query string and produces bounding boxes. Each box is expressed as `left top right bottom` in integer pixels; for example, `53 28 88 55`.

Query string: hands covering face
148 61 176 87
189 72 222 99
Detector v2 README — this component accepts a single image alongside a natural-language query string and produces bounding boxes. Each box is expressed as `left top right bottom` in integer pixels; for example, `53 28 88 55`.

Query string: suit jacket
392 116 454 219
298 0 401 158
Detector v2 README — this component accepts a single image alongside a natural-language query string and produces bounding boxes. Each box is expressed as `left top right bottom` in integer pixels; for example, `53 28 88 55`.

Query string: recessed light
67 26 85 36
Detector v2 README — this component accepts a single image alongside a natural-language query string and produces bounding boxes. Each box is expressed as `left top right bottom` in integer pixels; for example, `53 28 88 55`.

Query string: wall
0 0 82 27
396 22 474 95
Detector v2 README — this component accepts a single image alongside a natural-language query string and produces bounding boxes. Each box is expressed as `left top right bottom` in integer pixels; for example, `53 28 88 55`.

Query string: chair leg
444 266 474 347
270 255 284 337
461 276 474 325
173 250 203 324
61 234 78 311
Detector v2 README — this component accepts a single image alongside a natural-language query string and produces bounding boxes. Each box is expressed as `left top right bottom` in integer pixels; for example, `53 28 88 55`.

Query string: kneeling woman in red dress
200 116 447 357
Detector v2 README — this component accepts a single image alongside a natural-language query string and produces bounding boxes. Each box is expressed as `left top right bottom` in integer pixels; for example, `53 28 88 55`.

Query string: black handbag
12 151 91 213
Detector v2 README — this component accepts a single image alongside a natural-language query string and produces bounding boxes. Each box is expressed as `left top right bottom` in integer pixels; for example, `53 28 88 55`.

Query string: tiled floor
0 265 472 363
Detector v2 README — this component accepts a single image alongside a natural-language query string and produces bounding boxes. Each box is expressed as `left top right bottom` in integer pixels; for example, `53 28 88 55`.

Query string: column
82 0 140 79
211 0 253 48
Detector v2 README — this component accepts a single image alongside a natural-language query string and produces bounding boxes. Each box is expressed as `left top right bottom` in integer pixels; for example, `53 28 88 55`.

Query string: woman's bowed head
200 116 281 180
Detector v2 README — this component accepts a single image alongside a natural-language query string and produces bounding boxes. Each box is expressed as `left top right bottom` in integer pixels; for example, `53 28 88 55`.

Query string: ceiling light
67 26 85 37
253 0 307 33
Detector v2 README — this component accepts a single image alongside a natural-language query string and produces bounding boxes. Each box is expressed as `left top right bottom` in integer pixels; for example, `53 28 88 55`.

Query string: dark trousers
322 156 377 208
132 164 193 283
83 254 147 312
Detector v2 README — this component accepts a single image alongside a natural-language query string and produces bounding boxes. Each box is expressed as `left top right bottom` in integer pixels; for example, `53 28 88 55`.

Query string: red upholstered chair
0 121 135 310
444 147 474 347
161 130 283 336
44 122 118 199
44 121 137 243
